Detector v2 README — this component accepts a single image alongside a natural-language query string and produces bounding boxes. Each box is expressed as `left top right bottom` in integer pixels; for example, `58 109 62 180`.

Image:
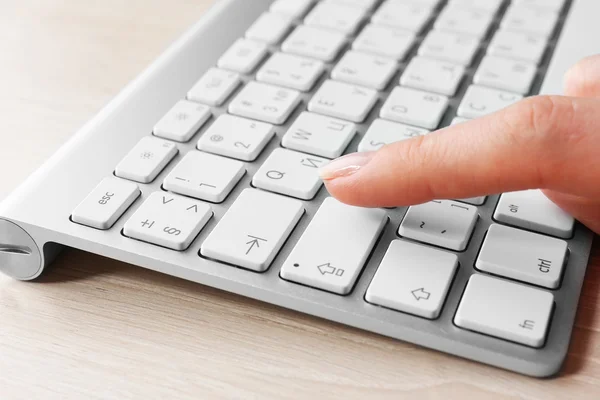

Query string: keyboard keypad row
71 0 573 349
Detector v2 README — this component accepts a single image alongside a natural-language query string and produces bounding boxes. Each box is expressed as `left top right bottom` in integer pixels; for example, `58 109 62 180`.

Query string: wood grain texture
0 1 599 399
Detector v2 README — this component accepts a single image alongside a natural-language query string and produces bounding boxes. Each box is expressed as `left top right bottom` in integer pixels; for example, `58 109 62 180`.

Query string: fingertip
564 54 600 97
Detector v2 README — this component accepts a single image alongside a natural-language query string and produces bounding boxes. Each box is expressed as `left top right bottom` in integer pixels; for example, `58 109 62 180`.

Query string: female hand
319 55 600 234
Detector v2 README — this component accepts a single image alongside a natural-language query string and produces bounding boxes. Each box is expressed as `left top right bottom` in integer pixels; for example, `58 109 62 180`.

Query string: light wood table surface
1 1 599 399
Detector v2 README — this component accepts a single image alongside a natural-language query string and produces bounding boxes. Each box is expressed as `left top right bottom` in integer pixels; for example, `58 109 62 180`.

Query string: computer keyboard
1 0 594 377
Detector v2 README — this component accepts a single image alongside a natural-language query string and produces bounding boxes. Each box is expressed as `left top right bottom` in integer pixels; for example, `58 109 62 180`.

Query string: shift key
280 198 387 295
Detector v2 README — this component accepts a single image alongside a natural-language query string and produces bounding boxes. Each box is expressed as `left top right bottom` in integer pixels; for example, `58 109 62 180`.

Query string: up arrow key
411 288 431 301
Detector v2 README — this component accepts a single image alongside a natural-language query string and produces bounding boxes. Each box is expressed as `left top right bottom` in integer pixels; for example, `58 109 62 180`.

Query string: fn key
455 274 554 348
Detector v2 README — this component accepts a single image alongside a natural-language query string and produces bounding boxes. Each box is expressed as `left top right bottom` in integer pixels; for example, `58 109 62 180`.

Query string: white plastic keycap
304 2 366 36
513 0 565 12
270 0 314 19
451 117 470 125
187 68 241 107
358 119 428 152
153 100 211 143
282 112 356 158
71 177 140 230
282 25 346 62
280 198 387 295
418 30 480 66
217 38 268 74
332 51 397 90
400 57 465 96
253 148 327 200
201 189 304 272
458 196 486 206
353 24 415 61
457 85 523 119
380 87 449 129
197 115 274 162
495 190 575 239
449 0 503 13
245 12 293 44
124 192 212 251
474 56 537 95
488 31 547 65
399 200 478 251
229 81 301 125
372 1 434 33
455 274 554 348
435 6 494 38
163 152 245 203
308 80 378 123
501 5 559 37
326 0 378 10
366 240 458 319
257 52 325 92
477 224 568 289
115 137 178 184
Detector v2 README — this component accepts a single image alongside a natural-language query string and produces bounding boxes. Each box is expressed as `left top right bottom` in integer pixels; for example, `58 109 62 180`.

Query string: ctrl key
71 177 140 230
455 275 554 348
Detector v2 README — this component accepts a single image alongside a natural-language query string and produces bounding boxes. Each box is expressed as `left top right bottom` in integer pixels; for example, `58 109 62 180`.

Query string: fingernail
319 151 376 181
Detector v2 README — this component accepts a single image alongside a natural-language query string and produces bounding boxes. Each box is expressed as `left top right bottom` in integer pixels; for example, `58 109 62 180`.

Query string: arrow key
366 240 458 319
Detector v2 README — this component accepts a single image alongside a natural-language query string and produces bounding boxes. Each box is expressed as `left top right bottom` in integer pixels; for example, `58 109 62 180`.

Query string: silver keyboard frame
0 0 594 377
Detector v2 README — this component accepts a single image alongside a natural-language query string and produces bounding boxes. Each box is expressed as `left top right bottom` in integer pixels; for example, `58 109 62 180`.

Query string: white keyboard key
325 0 378 10
256 52 325 92
353 24 415 61
163 152 245 203
501 5 559 37
304 2 366 36
457 85 523 119
474 56 537 95
399 200 478 251
282 112 356 158
153 100 211 143
494 190 575 238
358 119 428 152
513 0 566 12
418 30 480 66
124 192 212 251
455 274 554 348
115 137 178 184
400 57 465 96
332 51 397 90
229 81 301 125
252 148 327 200
71 177 140 230
270 0 314 19
366 240 458 319
197 115 274 162
372 1 434 33
449 0 503 13
451 117 470 125
282 25 346 62
477 224 568 289
280 198 387 295
380 87 449 129
458 196 486 206
488 31 547 65
201 189 304 272
245 12 293 44
217 39 268 74
187 68 241 107
308 80 378 123
435 6 494 38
